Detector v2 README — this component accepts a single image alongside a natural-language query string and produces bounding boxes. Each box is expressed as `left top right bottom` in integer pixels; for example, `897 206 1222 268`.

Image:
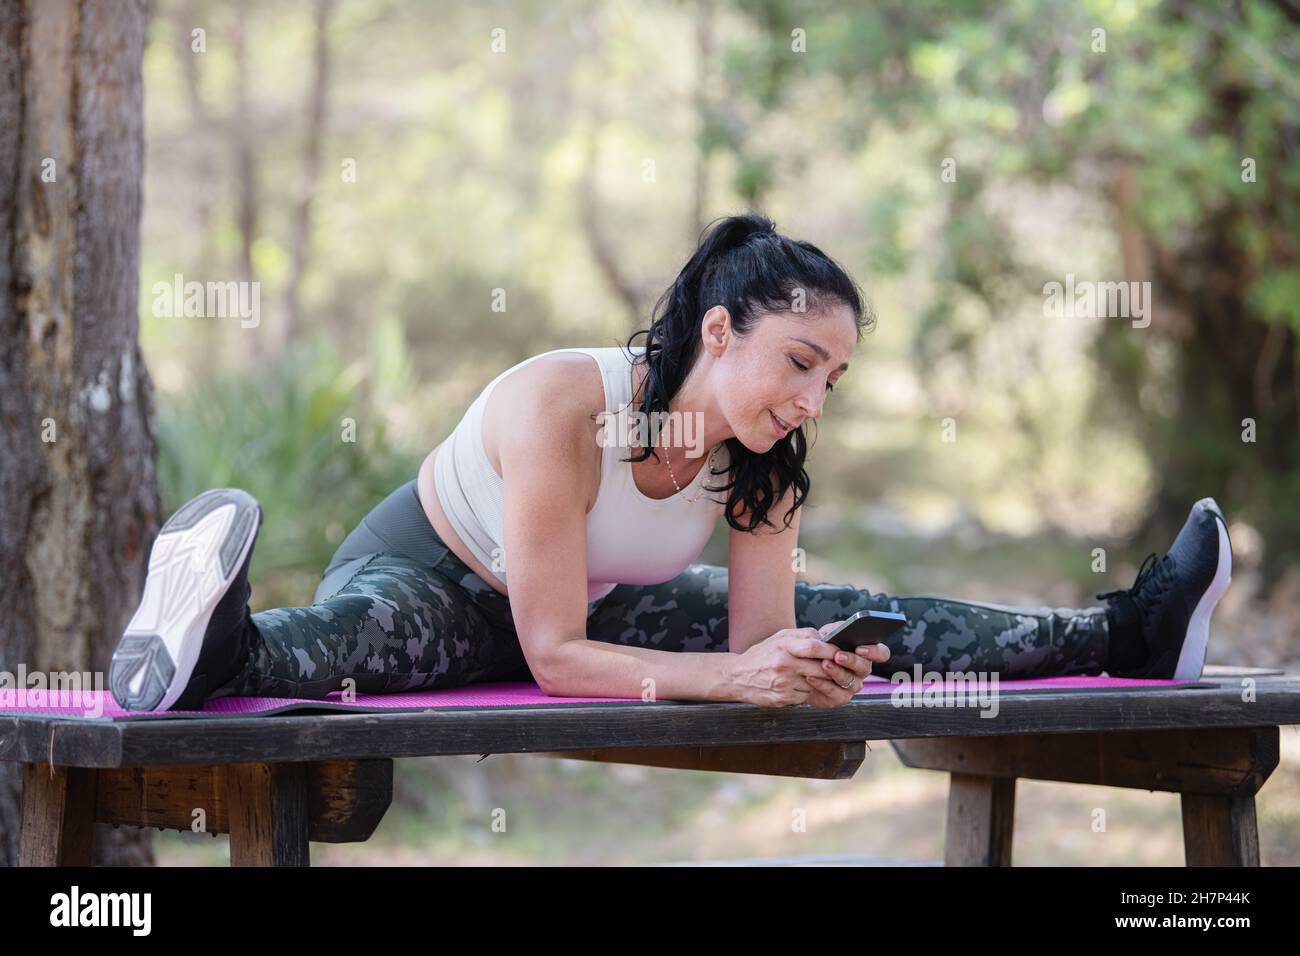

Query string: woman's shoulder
483 349 609 453
493 349 606 405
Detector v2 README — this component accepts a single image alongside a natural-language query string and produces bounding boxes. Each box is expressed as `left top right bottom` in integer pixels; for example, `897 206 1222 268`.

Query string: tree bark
0 0 159 866
231 0 261 366
278 0 335 358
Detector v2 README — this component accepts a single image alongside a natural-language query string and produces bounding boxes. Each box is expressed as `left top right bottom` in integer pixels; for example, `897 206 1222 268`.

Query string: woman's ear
700 305 731 357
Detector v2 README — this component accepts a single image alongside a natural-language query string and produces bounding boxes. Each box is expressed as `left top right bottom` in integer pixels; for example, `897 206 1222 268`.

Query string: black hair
621 212 873 532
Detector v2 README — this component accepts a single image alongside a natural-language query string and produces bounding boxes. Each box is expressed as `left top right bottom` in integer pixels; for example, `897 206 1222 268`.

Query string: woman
109 213 1234 713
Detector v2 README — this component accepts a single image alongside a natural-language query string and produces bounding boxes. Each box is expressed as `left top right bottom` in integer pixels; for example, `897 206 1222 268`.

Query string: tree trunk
231 0 261 366
278 0 336 358
0 0 159 867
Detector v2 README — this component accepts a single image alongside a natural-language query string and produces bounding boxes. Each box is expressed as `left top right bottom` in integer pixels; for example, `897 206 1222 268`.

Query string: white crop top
433 346 731 603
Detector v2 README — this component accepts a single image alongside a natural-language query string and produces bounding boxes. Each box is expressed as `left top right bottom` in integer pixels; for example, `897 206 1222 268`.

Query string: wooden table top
2 667 1297 769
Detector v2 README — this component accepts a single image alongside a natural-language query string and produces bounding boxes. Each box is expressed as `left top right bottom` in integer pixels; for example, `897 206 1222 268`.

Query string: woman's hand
727 628 832 707
728 625 890 708
802 621 891 708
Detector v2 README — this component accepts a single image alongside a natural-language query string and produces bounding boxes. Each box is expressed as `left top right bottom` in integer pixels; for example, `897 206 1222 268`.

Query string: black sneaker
1097 497 1233 680
110 488 263 711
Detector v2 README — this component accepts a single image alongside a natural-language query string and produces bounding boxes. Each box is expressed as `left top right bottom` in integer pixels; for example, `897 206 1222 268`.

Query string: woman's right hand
727 627 847 707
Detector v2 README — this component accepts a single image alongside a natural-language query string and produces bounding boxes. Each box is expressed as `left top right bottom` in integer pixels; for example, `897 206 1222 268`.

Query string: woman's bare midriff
416 443 513 597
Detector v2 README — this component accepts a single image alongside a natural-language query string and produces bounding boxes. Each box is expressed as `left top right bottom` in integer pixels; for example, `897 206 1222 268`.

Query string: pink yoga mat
0 675 1213 721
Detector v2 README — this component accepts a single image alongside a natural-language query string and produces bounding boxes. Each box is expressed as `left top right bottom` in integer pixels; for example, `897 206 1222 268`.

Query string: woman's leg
584 565 733 653
585 564 1110 679
792 580 1108 679
218 552 530 699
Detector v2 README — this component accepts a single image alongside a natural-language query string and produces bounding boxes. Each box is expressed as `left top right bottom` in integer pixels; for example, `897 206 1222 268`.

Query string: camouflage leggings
221 482 1111 700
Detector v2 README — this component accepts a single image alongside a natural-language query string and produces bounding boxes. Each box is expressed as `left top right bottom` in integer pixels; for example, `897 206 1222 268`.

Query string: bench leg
895 728 1278 866
945 772 1015 866
225 762 310 866
1181 793 1261 866
19 762 97 866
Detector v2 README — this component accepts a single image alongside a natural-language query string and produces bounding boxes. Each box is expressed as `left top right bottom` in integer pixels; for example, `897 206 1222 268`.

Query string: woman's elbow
532 665 563 697
528 644 580 697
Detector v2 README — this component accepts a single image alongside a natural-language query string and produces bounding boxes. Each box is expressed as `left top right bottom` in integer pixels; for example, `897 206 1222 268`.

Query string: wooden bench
3 666 1295 866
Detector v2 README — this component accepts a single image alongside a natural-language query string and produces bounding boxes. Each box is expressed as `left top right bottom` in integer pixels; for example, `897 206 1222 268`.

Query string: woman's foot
110 488 263 711
1097 497 1233 680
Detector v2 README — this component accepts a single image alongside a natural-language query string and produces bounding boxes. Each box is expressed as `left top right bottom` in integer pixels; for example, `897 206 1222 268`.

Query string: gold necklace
661 440 720 503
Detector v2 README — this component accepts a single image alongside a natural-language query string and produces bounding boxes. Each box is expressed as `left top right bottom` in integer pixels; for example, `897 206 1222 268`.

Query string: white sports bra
432 346 732 603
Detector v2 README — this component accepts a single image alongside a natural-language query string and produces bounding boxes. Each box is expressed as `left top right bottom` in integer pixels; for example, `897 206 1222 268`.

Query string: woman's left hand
803 621 890 708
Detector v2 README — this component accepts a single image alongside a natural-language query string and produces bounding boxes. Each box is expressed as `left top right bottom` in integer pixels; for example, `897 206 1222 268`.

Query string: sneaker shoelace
1096 551 1175 631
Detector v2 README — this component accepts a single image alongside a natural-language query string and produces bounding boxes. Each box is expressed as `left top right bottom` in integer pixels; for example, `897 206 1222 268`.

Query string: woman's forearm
537 638 741 703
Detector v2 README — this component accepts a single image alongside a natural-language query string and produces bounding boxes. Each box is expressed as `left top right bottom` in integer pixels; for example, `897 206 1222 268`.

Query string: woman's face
711 301 858 453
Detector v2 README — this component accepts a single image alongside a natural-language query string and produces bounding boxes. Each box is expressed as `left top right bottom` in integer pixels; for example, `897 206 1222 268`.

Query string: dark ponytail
621 212 872 533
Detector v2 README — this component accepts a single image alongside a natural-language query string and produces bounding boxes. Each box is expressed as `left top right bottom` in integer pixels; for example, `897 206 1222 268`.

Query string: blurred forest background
130 0 1299 864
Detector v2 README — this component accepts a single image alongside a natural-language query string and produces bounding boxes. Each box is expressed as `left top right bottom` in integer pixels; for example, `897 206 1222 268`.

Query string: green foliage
156 320 422 608
722 0 1300 581
137 0 1299 591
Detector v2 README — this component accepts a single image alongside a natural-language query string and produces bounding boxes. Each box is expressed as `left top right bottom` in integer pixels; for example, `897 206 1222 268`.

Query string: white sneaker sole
1173 511 1232 681
109 489 261 711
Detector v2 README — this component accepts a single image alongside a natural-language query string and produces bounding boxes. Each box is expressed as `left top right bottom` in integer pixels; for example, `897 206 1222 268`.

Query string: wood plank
890 727 1278 795
304 758 392 841
19 762 97 866
93 759 391 842
225 762 310 866
945 773 1015 867
530 741 866 778
1182 793 1261 866
1 677 1298 769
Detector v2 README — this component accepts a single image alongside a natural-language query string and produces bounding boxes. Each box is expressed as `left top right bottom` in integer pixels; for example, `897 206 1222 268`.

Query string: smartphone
820 610 907 652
